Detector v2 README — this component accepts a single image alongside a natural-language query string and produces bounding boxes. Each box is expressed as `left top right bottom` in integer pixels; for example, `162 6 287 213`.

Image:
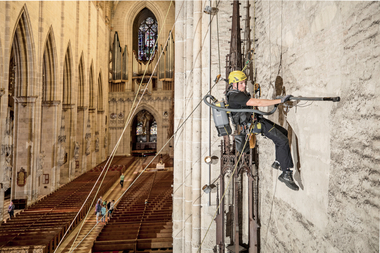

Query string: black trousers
259 118 294 171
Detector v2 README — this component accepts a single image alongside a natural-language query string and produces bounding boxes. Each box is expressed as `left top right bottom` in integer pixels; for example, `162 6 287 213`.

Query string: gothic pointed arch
133 8 158 63
42 26 58 102
77 54 85 108
130 103 161 152
97 71 103 111
63 42 73 105
89 62 95 109
124 1 164 34
10 5 35 97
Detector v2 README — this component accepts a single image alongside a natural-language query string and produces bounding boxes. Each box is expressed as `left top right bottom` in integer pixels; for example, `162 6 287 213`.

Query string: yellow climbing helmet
228 70 247 85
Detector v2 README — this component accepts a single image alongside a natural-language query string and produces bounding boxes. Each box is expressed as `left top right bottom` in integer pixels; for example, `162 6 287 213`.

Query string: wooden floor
92 167 173 253
0 156 173 253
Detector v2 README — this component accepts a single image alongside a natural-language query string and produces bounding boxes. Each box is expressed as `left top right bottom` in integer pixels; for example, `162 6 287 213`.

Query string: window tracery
138 17 157 62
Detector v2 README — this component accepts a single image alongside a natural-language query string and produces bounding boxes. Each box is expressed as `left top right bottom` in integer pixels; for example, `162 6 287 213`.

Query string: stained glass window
150 121 157 135
136 122 143 135
138 17 158 61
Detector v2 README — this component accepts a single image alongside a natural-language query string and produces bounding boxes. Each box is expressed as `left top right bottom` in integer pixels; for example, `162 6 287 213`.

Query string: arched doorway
131 110 157 156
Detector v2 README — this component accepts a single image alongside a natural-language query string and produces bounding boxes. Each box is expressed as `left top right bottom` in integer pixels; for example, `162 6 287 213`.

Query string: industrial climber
227 70 299 191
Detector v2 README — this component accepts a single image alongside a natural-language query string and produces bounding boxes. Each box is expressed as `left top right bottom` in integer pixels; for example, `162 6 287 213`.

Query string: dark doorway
131 110 157 156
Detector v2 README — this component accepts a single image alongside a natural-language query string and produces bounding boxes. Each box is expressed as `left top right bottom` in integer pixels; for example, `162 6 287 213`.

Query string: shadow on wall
273 76 304 190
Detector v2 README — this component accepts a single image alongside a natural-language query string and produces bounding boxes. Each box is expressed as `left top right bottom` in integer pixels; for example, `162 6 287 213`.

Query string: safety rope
197 127 254 253
53 2 176 253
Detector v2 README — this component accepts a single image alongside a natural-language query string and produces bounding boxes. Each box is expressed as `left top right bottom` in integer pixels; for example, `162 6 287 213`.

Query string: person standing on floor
108 200 115 218
95 200 102 223
120 174 125 188
101 204 107 223
8 201 15 219
107 200 111 220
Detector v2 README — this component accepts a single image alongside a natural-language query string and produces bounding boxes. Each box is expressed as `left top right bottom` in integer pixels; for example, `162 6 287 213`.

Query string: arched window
137 16 157 61
78 56 84 107
136 122 144 136
89 64 94 109
150 121 157 135
63 46 71 105
42 30 56 102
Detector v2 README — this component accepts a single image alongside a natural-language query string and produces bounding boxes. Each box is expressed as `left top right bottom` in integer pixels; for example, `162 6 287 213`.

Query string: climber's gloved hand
280 95 293 103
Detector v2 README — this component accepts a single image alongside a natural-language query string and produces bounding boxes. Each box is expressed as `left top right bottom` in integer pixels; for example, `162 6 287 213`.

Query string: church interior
0 1 379 253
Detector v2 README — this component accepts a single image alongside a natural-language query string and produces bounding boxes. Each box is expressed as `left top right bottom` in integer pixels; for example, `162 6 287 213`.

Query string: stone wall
254 1 380 252
173 0 379 252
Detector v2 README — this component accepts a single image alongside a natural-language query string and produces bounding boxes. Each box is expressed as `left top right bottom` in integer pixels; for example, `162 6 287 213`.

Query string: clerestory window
138 17 157 61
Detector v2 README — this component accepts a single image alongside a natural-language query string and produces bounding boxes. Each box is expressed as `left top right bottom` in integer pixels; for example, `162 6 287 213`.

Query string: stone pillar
109 98 116 157
13 96 38 202
62 104 75 182
184 1 194 252
192 1 202 252
76 106 87 175
40 101 60 196
0 89 5 222
173 1 186 252
89 107 97 168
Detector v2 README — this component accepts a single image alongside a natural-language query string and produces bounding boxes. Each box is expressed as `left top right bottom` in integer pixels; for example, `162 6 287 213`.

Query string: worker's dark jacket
227 89 294 170
227 90 253 127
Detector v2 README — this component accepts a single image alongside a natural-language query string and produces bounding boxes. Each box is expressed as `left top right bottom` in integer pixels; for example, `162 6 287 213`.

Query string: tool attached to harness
208 95 232 137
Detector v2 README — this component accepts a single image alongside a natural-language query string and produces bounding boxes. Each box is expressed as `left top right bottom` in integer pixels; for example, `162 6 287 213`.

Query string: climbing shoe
278 170 299 191
271 161 281 170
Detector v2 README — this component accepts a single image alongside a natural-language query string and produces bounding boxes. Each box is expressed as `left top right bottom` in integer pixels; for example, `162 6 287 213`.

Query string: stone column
184 1 194 252
89 107 96 168
76 106 87 175
192 1 202 252
40 101 61 196
13 96 38 202
109 98 116 157
62 104 75 182
173 1 186 252
0 89 5 222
